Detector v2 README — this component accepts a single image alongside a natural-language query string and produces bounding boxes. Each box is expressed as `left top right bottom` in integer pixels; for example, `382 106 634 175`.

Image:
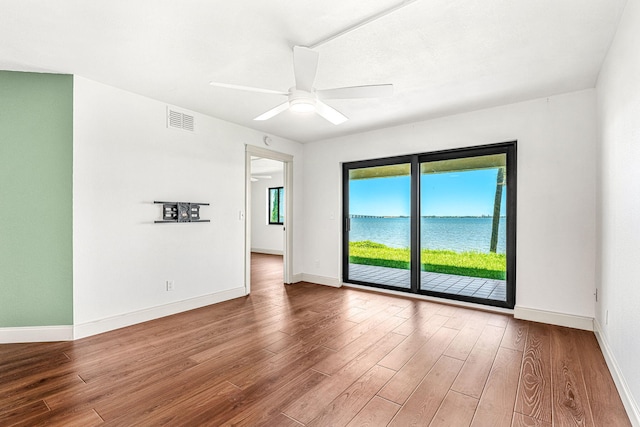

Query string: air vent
168 109 182 129
167 107 195 132
182 114 194 132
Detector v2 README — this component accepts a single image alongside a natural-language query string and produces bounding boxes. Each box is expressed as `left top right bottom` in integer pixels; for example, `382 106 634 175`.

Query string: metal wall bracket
154 201 210 223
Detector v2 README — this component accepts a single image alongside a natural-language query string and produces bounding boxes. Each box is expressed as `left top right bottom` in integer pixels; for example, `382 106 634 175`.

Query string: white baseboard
299 273 342 288
74 286 246 339
251 248 284 256
0 325 74 344
514 305 593 331
594 320 640 427
291 273 304 283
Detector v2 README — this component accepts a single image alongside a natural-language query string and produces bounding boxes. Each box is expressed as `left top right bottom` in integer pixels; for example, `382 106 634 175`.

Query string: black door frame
342 141 517 309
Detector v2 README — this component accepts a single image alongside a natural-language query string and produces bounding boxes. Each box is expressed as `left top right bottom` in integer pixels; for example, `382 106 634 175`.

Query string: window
268 187 284 225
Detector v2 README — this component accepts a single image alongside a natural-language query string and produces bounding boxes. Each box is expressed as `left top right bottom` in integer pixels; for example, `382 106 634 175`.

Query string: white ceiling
0 0 627 143
251 157 283 175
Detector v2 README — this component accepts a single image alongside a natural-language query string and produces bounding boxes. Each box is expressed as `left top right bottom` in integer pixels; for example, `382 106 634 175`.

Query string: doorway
245 145 294 294
342 142 516 309
250 157 285 255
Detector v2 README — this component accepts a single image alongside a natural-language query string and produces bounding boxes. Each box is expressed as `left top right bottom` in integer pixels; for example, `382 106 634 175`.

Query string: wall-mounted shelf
154 201 210 223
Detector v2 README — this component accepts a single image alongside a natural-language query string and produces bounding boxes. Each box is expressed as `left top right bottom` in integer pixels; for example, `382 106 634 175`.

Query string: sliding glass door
343 142 516 309
420 153 508 302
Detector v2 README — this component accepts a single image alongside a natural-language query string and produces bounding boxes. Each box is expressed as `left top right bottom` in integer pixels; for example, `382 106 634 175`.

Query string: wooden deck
0 253 630 426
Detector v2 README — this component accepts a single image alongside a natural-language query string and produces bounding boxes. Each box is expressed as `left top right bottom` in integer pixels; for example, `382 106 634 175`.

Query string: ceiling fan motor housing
288 88 316 113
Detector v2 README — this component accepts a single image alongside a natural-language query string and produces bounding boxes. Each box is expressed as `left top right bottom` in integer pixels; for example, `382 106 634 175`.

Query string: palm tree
490 167 505 253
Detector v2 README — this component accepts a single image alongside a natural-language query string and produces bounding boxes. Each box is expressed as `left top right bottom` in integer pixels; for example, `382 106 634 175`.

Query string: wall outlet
166 280 175 291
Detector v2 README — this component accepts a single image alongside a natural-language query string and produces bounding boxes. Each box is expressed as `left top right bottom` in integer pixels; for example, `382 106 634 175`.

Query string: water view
349 216 506 253
345 152 511 300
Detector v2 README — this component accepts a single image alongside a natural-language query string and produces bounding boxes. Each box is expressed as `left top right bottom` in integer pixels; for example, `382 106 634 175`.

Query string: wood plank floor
0 253 631 426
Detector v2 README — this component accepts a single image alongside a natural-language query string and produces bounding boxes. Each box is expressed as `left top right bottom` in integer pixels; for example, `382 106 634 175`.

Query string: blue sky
349 168 507 217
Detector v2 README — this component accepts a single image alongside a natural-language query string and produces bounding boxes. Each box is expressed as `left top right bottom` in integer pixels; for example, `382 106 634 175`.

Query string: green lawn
349 240 506 280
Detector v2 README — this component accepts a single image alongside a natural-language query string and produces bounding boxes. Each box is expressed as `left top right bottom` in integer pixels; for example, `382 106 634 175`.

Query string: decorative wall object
154 201 210 223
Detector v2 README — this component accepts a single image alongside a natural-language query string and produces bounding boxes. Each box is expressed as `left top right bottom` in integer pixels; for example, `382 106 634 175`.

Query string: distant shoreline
350 215 506 219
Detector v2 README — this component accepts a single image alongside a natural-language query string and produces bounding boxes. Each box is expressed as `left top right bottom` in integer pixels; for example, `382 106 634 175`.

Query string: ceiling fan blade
254 101 289 121
315 101 348 125
317 84 394 99
293 46 319 92
209 81 287 96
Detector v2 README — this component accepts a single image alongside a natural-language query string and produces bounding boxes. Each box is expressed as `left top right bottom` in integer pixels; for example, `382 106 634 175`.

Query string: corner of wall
594 320 640 426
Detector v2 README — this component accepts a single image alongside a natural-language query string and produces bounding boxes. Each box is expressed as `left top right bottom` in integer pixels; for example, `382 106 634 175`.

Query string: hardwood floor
0 253 631 426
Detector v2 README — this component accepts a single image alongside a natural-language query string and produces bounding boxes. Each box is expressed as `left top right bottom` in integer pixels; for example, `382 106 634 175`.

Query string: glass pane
420 154 507 301
278 188 285 223
348 163 411 288
269 187 282 224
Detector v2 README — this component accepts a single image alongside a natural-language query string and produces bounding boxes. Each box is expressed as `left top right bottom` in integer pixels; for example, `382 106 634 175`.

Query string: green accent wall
0 71 73 327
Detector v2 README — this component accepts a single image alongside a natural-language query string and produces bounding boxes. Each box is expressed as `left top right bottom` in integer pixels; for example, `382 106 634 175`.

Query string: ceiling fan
209 46 393 125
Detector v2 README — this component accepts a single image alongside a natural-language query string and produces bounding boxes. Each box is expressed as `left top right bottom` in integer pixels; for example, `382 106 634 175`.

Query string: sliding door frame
342 154 413 290
342 141 517 309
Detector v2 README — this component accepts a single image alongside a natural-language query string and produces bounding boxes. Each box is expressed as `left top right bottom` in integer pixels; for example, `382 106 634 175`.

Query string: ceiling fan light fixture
289 97 316 114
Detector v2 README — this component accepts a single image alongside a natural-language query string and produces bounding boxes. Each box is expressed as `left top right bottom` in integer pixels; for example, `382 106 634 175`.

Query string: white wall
596 0 640 421
303 89 597 320
73 76 303 332
251 171 284 254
